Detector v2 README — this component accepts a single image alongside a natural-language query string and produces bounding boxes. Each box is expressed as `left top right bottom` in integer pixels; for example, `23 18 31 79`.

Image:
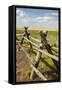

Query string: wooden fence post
40 31 59 69
24 27 32 49
30 44 43 80
20 34 25 45
21 27 32 49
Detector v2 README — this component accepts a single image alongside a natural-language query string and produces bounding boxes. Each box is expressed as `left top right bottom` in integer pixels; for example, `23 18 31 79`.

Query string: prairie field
16 28 59 82
16 28 58 45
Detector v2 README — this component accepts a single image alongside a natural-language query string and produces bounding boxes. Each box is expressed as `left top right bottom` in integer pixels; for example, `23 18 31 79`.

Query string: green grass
16 29 58 45
16 29 59 80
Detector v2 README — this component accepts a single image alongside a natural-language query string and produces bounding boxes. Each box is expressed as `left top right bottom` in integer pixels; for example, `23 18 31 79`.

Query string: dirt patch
16 43 31 82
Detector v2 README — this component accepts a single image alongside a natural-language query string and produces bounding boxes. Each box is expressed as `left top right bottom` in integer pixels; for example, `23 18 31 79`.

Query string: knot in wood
39 43 43 48
32 59 37 66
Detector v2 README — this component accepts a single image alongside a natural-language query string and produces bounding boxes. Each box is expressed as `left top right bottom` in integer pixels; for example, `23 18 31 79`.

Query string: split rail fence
16 27 59 80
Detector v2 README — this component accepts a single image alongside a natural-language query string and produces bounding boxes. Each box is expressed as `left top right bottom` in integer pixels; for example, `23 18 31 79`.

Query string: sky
16 8 59 29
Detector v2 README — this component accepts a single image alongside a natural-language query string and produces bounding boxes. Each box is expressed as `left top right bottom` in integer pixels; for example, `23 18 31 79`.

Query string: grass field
16 28 59 81
16 28 58 45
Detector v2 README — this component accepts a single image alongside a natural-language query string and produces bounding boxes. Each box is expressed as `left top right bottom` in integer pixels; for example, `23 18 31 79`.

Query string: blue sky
16 8 59 29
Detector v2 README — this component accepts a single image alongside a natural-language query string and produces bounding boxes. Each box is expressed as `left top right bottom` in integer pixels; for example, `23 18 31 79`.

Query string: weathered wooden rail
16 27 59 80
24 37 58 61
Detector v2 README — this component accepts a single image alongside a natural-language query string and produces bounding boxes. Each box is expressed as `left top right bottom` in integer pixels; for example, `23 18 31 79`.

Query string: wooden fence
16 27 59 81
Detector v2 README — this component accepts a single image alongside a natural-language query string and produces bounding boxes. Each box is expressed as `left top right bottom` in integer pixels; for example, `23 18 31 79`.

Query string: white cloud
35 17 43 20
35 16 54 23
36 16 53 20
16 9 56 24
16 9 58 29
43 16 53 20
51 13 58 16
16 9 27 17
